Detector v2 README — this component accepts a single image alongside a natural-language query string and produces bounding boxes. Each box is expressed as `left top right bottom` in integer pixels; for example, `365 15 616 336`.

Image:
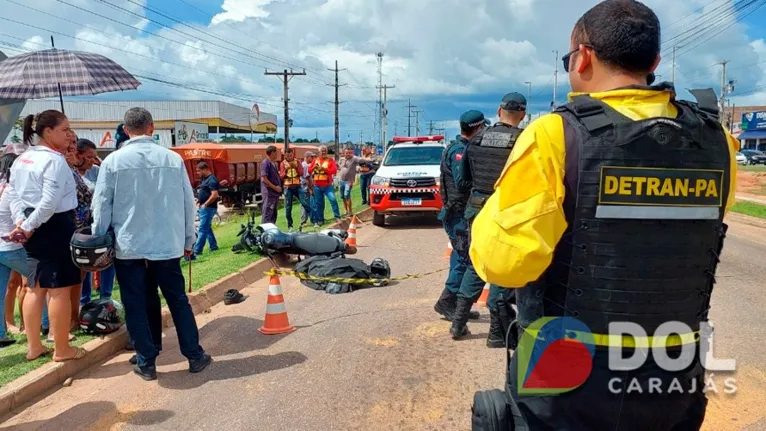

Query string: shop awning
738 130 766 140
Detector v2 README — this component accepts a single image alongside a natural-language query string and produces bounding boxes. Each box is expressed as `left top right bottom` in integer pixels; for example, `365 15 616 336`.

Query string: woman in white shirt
6 110 85 362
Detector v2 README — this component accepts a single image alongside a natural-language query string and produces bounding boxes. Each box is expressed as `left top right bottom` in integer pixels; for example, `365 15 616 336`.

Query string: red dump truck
171 142 319 208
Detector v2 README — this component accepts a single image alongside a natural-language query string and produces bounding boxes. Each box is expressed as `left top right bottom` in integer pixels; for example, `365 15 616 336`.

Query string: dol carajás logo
517 317 596 395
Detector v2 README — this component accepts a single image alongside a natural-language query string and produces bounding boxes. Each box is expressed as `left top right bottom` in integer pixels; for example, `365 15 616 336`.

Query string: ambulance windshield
383 146 444 167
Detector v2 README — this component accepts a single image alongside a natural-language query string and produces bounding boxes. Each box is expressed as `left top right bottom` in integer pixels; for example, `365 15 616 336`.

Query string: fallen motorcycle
233 211 355 259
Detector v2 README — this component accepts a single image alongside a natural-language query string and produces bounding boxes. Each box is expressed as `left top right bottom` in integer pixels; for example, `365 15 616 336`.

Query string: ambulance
369 135 446 226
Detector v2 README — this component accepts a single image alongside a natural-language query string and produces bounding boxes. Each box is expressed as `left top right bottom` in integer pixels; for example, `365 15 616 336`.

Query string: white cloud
1 0 764 140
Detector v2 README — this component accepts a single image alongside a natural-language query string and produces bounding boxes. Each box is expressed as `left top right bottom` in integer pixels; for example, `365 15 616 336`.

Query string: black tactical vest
516 94 730 337
440 139 469 216
466 123 522 202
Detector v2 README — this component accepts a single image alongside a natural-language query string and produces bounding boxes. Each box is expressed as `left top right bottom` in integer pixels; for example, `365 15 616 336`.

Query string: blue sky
2 0 766 142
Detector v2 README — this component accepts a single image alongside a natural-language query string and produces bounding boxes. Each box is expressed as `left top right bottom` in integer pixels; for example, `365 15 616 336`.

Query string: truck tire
372 211 385 227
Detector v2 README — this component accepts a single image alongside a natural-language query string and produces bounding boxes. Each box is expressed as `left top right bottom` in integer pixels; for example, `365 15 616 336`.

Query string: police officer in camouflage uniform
434 110 489 335
460 93 527 348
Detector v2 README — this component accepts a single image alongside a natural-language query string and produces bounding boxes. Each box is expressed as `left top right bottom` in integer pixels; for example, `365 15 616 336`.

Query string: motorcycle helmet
369 258 391 287
70 227 115 272
79 298 124 334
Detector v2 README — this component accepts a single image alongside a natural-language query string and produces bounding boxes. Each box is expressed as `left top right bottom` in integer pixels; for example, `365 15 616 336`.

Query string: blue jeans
0 248 28 339
114 258 204 367
284 186 310 228
312 185 341 224
80 265 116 306
193 207 218 254
443 213 485 301
359 172 373 204
339 181 353 200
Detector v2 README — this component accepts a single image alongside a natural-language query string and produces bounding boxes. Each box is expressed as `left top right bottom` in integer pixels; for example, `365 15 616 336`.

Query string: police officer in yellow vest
459 92 526 348
469 1 739 429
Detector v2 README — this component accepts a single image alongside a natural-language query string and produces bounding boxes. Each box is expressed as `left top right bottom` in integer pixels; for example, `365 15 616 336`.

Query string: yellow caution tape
264 267 449 285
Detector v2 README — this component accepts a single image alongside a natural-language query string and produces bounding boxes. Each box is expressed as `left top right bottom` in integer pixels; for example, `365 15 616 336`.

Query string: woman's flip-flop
54 347 86 362
26 347 53 361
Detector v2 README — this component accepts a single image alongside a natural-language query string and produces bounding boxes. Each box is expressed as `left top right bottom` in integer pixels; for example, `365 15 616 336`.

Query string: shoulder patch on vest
455 153 462 161
597 166 724 220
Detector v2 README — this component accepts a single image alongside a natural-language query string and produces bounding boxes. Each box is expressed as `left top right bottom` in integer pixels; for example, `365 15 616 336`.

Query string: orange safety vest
283 160 301 186
313 159 330 182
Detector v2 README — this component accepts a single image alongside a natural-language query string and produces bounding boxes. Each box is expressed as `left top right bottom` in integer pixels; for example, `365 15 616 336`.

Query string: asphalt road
1 213 765 431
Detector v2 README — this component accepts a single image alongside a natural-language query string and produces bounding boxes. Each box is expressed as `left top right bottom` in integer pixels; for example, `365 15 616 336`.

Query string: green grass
0 186 366 388
738 165 766 172
731 201 766 219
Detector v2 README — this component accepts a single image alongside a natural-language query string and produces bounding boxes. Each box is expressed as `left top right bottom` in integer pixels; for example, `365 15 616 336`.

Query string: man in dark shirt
192 161 219 257
260 145 282 224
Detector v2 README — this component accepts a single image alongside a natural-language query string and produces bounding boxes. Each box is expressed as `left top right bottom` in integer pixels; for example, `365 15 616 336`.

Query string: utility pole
671 46 676 83
552 50 558 110
413 109 424 136
376 53 384 147
428 120 434 135
393 121 398 137
405 99 416 136
327 60 346 160
716 60 730 123
525 81 532 125
265 68 306 152
376 83 395 148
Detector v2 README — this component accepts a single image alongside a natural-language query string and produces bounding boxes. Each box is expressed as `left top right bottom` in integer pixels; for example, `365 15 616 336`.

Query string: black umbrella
0 39 140 113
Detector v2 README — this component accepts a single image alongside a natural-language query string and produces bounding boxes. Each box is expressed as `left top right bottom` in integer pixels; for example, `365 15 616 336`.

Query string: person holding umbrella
6 110 84 362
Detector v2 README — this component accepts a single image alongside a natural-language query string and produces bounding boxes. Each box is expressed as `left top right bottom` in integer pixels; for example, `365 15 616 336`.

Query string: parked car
740 150 766 165
736 152 747 164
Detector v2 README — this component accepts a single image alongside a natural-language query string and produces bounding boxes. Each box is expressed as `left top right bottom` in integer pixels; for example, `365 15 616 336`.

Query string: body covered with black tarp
294 255 389 294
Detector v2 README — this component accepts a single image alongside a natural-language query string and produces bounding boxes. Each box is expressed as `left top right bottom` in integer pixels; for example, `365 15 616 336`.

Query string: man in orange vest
308 145 341 227
279 148 311 231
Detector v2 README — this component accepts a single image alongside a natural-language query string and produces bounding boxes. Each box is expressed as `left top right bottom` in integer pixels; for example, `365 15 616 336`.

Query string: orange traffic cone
443 241 453 259
258 274 296 335
476 284 490 307
346 218 358 247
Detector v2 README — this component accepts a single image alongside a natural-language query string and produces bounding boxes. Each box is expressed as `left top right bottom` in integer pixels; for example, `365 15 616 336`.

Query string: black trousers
507 349 708 431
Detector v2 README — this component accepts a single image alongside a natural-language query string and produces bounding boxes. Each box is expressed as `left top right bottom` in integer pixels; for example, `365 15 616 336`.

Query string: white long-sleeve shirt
7 145 77 232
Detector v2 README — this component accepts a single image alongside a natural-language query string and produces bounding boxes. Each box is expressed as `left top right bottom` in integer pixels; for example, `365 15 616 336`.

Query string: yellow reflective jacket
469 88 740 288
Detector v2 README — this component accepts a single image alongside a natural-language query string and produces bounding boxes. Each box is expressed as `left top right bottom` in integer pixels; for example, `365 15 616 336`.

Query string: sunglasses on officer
561 44 596 73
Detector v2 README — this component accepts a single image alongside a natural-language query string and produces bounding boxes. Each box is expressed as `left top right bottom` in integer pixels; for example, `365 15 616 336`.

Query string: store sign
175 121 209 146
184 149 213 158
741 111 766 131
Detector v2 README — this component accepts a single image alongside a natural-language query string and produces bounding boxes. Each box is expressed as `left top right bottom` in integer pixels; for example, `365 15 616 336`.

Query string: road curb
0 208 371 418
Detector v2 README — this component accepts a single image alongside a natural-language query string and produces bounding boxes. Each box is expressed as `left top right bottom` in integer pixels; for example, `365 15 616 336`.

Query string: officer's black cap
500 92 527 111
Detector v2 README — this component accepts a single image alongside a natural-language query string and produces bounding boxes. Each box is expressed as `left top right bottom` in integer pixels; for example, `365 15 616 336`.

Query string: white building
4 100 278 155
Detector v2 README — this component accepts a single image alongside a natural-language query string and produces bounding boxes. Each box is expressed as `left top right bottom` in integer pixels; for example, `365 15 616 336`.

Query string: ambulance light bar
391 135 445 144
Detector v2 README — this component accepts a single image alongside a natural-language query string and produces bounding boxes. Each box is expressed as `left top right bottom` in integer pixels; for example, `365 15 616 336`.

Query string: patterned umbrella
0 48 140 111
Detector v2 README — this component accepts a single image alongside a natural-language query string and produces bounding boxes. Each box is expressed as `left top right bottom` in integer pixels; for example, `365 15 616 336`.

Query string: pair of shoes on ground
131 353 213 381
223 289 247 305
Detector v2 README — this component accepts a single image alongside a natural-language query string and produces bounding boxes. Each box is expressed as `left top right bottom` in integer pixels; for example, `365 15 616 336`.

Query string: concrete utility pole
428 120 435 135
405 99 417 136
327 60 347 160
525 81 532 125
377 83 395 147
376 53 384 146
671 46 677 83
716 60 730 124
552 50 558 110
413 109 424 136
265 68 306 152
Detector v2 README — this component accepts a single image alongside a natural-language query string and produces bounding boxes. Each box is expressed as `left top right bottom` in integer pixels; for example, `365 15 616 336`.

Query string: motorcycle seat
292 234 345 255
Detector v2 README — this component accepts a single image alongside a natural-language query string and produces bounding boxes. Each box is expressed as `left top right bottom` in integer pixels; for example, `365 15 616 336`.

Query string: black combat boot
486 308 506 348
450 297 473 339
434 288 457 320
435 288 481 321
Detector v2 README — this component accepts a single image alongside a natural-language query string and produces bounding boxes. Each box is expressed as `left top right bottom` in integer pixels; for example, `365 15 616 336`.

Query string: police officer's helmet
70 227 115 272
370 257 391 287
79 298 124 335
